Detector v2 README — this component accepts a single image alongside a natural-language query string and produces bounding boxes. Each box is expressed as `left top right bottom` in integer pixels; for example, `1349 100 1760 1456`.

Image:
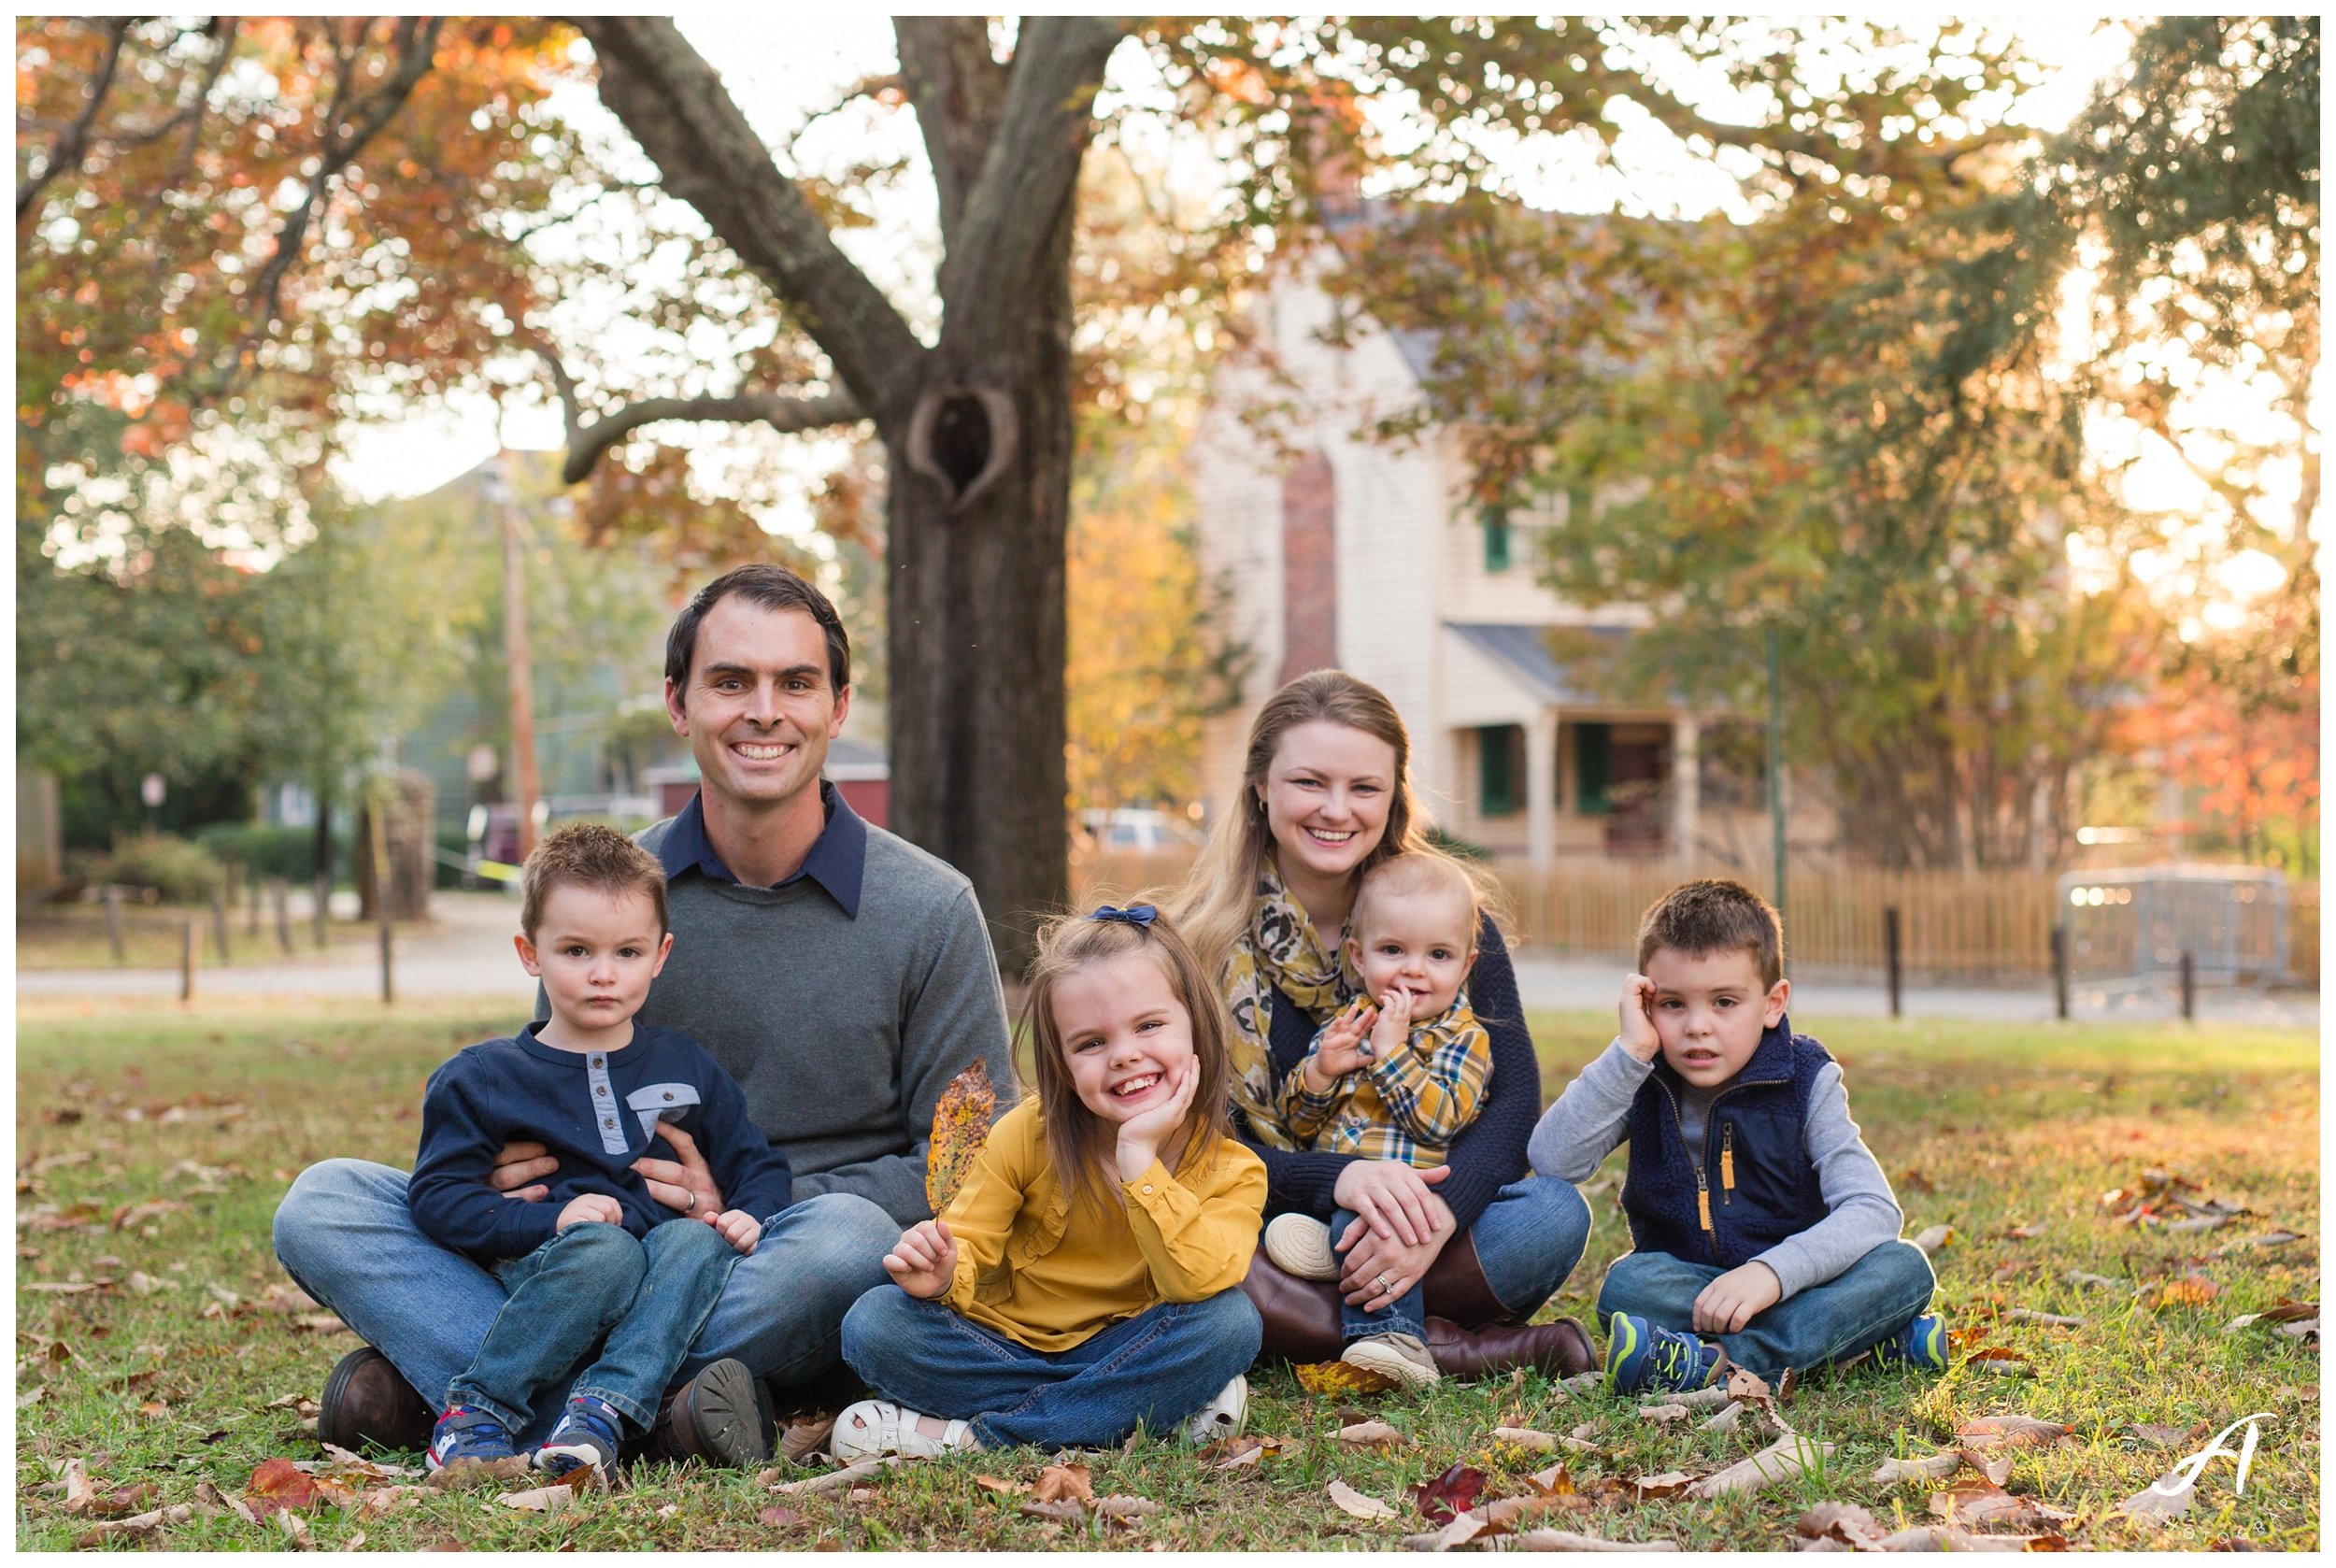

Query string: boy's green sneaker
1869 1313 1948 1374
1604 1312 1720 1394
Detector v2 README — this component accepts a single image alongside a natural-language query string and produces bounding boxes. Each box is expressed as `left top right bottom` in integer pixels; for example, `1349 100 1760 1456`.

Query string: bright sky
328 10 2304 614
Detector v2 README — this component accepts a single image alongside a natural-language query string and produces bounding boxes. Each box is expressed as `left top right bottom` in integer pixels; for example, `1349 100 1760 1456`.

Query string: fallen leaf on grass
1033 1462 1092 1504
1666 1384 1734 1409
289 1313 353 1334
2064 1271 2122 1290
317 1444 419 1480
1688 1434 1834 1498
23 1280 105 1294
1560 1371 1602 1394
1489 1426 1558 1451
1963 1347 2035 1376
2008 1308 2085 1328
1910 1225 1955 1257
1797 1501 1890 1550
1507 1529 1678 1551
1092 1495 1161 1523
71 1503 207 1547
57 1459 97 1513
2151 1276 2223 1309
1479 1494 1582 1531
17 1386 42 1411
1632 1472 1694 1500
1327 1480 1398 1520
781 1415 835 1465
757 1505 807 1526
773 1456 902 1494
2118 1469 2194 1524
2001 1223 2045 1241
1956 1416 2074 1452
1701 1402 1749 1433
1637 1403 1689 1424
974 1475 1031 1496
1522 1462 1577 1497
1413 1461 1487 1523
1338 1419 1406 1450
427 1455 533 1491
1929 1475 2073 1532
1296 1360 1400 1396
278 1509 314 1547
495 1484 577 1513
110 1199 192 1231
2276 1317 2318 1346
2122 1424 2191 1449
243 1456 349 1517
1870 1450 1962 1486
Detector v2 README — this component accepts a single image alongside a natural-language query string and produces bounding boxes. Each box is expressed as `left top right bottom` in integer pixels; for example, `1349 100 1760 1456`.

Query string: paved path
21 893 2318 1031
1511 951 2319 1031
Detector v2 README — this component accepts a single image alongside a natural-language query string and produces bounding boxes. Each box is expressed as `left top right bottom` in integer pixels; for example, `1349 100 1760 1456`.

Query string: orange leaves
925 1059 999 1217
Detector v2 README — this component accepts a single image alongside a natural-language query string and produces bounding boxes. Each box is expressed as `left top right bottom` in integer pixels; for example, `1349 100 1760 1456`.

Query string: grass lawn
16 996 2319 1550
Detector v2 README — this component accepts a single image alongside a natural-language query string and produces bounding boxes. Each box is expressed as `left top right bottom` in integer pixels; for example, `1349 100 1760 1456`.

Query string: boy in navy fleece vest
406 825 792 1476
1527 879 1943 1392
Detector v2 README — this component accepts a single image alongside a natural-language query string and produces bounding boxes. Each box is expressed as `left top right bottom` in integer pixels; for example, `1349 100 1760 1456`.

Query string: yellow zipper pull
1696 1173 1713 1235
1721 1123 1736 1202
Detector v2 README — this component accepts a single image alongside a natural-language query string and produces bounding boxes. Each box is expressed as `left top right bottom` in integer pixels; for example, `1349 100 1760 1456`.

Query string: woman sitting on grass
829 905 1265 1455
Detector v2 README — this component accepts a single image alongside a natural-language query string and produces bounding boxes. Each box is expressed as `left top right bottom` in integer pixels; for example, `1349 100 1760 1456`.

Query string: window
1478 724 1523 816
1482 506 1511 573
1574 722 1612 815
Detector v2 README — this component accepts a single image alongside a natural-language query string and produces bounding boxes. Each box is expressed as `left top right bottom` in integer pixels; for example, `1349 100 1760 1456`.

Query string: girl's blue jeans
447 1218 741 1435
1328 1172 1595 1341
839 1286 1261 1450
1595 1239 1937 1378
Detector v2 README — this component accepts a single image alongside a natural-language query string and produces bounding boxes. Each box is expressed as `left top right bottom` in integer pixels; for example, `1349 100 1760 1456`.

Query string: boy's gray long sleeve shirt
1528 1039 1904 1300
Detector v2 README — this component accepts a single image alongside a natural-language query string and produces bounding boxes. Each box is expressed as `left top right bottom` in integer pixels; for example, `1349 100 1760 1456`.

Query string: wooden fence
1073 851 2319 986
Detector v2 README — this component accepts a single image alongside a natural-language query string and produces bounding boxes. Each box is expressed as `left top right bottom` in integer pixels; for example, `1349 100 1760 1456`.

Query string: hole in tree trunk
904 383 1018 513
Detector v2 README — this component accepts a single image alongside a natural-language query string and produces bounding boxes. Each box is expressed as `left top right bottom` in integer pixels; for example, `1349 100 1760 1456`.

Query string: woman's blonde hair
1018 906 1234 1220
1174 669 1435 976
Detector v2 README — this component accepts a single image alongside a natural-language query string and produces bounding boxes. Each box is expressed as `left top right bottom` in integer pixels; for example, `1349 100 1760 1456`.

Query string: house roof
1444 621 1634 706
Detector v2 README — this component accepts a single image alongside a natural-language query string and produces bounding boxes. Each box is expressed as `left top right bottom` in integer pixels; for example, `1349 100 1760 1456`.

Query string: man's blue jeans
447 1219 738 1435
1596 1240 1936 1377
839 1286 1261 1450
272 1159 898 1446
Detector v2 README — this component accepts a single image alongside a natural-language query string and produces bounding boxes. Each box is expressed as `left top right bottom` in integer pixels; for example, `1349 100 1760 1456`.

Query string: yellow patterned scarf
1223 856 1360 1151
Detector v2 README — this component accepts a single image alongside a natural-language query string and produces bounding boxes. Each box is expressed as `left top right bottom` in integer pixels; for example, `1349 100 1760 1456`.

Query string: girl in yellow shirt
833 905 1268 1457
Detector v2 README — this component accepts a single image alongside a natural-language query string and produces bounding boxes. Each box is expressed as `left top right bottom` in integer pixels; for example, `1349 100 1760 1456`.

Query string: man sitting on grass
1527 878 1944 1392
273 564 1012 1463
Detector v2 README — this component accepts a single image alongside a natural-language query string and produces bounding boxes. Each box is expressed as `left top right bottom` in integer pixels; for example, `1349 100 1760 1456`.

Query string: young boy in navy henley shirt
406 824 792 1476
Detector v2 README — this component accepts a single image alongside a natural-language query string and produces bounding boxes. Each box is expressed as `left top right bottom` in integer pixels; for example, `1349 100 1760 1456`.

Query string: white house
1190 266 1787 874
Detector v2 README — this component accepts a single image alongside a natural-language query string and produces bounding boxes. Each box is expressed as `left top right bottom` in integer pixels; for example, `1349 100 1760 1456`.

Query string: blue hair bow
1090 903 1157 928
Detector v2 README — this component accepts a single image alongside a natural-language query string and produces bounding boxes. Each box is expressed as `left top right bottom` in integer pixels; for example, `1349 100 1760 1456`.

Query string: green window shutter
1575 722 1612 815
1479 724 1520 816
1482 506 1511 572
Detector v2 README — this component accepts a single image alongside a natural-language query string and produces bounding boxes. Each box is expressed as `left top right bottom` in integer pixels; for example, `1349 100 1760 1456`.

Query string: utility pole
492 459 543 862
1766 626 1788 936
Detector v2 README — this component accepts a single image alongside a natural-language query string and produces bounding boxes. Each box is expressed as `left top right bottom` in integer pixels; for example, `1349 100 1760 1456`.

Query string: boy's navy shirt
407 1020 793 1264
1620 1013 1831 1271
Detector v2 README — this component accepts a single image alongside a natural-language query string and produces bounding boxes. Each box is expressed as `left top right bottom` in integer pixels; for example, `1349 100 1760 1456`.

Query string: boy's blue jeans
444 1219 741 1435
839 1286 1261 1450
1596 1239 1936 1378
272 1159 898 1447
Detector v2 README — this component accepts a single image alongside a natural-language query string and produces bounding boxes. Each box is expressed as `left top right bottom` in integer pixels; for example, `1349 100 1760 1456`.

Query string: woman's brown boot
1236 1250 1346 1364
1418 1232 1597 1378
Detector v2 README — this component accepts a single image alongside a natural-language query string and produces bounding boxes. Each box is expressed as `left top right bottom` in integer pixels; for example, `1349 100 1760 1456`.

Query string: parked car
1075 808 1204 855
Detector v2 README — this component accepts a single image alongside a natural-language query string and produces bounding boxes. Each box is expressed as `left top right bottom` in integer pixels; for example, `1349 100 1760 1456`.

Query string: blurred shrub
90 833 228 903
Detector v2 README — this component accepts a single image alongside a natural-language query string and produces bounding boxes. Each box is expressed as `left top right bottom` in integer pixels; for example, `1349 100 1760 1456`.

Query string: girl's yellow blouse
939 1097 1268 1352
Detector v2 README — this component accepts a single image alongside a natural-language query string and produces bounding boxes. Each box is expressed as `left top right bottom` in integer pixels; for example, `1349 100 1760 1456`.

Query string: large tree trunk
883 209 1076 977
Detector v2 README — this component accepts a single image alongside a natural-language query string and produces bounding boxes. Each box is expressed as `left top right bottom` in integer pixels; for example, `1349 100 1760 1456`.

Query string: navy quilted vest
1620 1016 1831 1269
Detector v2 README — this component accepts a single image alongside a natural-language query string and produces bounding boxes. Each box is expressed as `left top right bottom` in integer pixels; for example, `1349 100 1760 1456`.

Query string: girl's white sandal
830 1399 977 1461
1178 1374 1250 1444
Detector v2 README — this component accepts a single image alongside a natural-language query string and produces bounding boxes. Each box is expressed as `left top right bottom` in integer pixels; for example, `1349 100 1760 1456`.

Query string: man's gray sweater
1528 1039 1903 1299
629 812 1013 1228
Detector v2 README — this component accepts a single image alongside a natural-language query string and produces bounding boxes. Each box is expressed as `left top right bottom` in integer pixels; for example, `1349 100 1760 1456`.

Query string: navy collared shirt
652 779 867 919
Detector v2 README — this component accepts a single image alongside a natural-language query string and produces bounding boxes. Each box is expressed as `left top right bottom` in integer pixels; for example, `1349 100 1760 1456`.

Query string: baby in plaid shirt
1264 851 1497 1387
1275 852 1494 1168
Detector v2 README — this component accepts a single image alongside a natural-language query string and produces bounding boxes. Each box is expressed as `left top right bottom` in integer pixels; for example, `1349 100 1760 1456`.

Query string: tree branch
938 16 1127 343
523 333 865 484
18 17 129 226
572 16 930 424
892 18 1008 243
250 17 443 324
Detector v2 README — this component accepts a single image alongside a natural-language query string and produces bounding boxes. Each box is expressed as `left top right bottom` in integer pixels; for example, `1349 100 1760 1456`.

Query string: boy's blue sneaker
427 1405 516 1472
1869 1313 1948 1375
536 1395 625 1478
1604 1312 1720 1395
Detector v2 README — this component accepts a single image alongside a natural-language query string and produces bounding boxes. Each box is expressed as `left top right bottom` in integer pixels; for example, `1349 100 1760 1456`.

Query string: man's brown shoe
641 1359 773 1468
1423 1315 1598 1380
317 1346 434 1454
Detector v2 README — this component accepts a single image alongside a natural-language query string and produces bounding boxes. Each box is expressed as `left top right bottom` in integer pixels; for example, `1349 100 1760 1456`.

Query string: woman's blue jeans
447 1219 739 1435
1318 1173 1593 1339
1596 1240 1937 1377
839 1286 1261 1450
